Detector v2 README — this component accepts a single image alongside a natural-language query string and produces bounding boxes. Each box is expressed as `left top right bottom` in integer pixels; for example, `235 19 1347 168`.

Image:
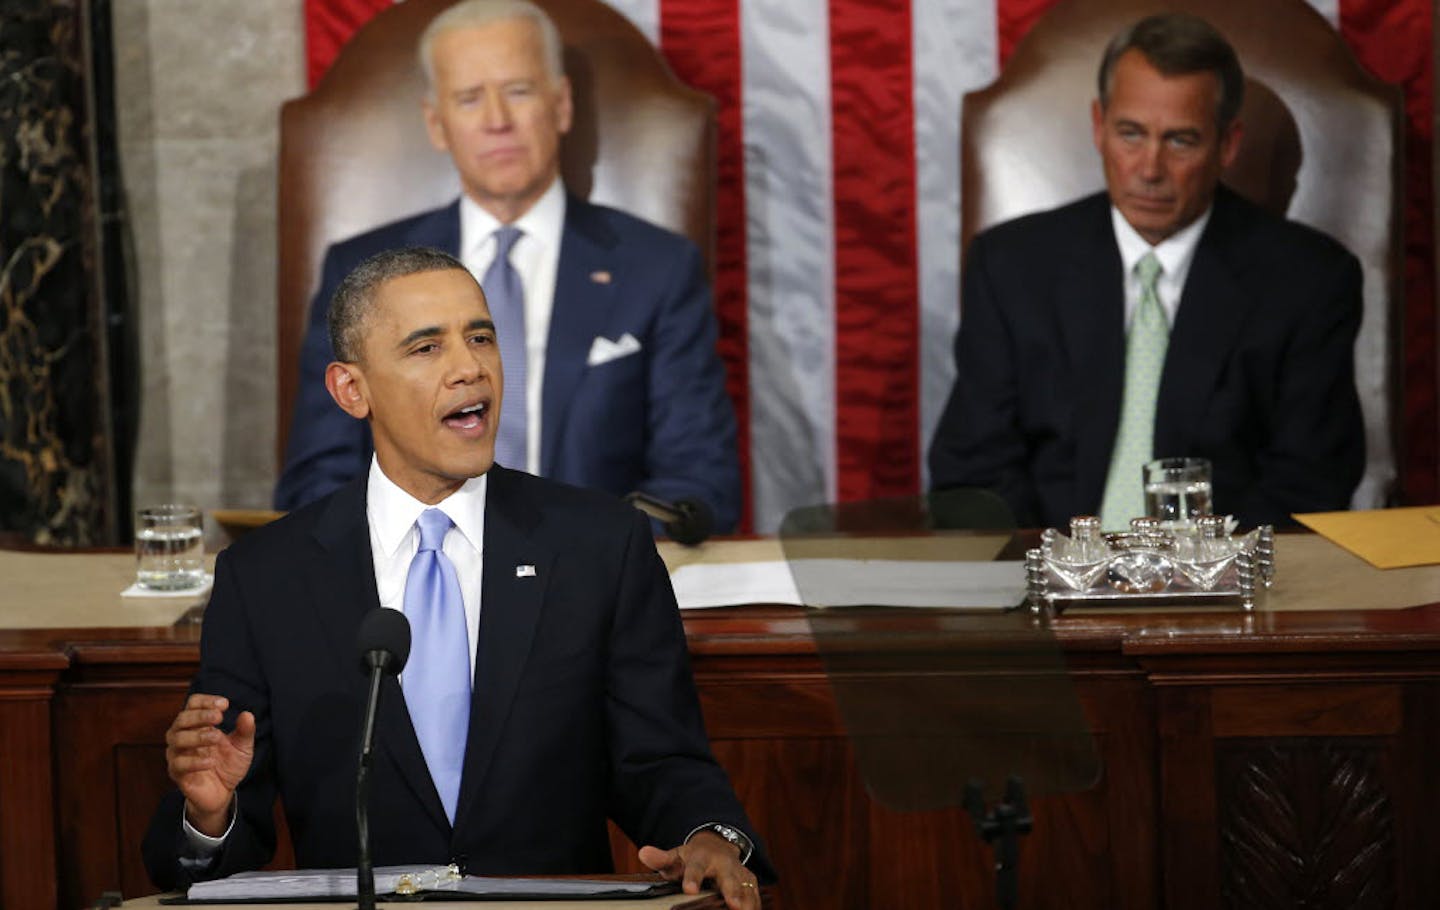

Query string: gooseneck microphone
624 492 715 546
355 609 410 910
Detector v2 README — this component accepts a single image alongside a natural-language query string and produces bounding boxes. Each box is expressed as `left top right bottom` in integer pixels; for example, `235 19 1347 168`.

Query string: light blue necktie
401 508 470 824
484 226 527 472
1100 253 1168 530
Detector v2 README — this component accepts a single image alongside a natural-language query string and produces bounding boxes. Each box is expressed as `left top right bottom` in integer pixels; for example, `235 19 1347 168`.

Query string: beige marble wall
115 0 305 518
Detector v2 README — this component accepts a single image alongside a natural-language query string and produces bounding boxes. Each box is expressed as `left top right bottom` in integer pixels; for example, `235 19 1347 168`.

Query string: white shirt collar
366 456 488 559
1110 203 1212 287
459 177 566 261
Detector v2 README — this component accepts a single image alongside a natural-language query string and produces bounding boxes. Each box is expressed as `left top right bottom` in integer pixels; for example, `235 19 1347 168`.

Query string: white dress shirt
459 179 566 476
366 457 485 677
1110 205 1212 329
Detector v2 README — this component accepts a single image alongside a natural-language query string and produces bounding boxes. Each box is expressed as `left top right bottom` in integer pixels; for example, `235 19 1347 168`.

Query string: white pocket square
586 333 642 367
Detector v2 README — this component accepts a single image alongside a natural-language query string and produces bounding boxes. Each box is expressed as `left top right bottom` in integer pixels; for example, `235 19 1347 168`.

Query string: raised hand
164 693 255 836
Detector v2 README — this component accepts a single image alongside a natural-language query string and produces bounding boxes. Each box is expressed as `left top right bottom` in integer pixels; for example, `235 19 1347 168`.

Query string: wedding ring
740 881 756 889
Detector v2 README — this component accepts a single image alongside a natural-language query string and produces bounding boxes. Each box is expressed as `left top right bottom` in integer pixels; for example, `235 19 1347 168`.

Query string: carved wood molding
1218 739 1395 909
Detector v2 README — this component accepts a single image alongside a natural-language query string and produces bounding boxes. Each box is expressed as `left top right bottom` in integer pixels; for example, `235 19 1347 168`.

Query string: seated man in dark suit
145 248 766 908
929 13 1364 530
275 0 741 534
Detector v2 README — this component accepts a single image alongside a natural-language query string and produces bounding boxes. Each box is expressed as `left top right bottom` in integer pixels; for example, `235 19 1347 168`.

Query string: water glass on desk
135 504 205 590
1143 458 1213 526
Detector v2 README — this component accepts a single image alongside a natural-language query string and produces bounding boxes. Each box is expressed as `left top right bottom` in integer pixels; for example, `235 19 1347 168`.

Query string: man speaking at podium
143 248 766 908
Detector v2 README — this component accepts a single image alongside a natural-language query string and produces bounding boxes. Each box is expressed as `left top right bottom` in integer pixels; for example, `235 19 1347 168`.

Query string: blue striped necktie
484 226 527 473
401 508 470 823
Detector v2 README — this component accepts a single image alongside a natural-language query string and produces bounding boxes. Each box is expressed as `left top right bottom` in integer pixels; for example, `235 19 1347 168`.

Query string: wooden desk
3 538 1440 909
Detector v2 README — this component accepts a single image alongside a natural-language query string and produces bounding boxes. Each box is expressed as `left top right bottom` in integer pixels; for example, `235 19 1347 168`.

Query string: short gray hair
328 247 471 362
419 0 564 90
1097 13 1244 129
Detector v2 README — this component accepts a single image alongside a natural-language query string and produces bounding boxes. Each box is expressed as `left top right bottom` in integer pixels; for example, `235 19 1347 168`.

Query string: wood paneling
0 639 66 910
1211 684 1402 737
1217 740 1395 909
58 696 185 902
5 601 1440 908
0 697 59 910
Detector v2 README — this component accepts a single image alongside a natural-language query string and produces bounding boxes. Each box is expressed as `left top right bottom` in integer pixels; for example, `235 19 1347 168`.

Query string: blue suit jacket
144 466 769 888
929 187 1364 528
275 198 741 532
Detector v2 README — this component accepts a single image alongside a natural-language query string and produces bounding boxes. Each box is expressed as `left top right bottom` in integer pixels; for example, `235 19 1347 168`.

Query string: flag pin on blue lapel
516 564 537 578
590 270 611 284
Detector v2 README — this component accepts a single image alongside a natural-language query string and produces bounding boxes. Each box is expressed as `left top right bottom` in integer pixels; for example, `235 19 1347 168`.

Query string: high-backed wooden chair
962 0 1402 508
275 0 714 460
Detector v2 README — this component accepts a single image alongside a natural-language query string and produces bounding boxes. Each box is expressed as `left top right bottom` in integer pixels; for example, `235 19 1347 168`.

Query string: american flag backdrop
306 0 1435 531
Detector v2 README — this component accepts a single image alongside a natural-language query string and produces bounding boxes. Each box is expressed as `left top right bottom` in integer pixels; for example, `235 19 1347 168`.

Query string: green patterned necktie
1099 252 1167 530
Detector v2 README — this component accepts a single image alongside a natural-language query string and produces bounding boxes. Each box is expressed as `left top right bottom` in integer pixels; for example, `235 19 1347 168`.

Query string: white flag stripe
741 0 838 531
600 0 660 45
1307 0 1341 28
914 0 1000 489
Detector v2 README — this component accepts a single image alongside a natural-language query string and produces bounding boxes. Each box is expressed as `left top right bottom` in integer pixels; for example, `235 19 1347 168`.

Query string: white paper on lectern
670 559 1025 609
186 866 662 900
187 866 442 899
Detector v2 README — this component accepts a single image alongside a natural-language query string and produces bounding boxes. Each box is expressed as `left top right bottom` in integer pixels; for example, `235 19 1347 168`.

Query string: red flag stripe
1339 0 1437 503
659 0 753 530
305 0 390 89
831 0 921 502
996 0 1053 67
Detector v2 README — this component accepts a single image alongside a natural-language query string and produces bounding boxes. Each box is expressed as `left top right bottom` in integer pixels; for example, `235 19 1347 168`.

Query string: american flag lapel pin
515 564 537 578
590 270 612 284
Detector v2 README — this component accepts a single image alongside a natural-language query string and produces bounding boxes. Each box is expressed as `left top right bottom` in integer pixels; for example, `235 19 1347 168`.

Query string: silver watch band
684 822 754 865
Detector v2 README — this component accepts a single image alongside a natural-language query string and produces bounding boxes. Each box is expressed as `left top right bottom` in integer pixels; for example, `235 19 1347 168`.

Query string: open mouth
442 400 490 435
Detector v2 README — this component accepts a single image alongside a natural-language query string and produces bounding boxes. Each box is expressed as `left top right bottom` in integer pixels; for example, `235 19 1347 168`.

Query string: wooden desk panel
5 603 1440 909
0 637 66 910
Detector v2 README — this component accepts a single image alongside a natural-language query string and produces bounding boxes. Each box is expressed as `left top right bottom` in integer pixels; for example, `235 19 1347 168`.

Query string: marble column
0 0 117 545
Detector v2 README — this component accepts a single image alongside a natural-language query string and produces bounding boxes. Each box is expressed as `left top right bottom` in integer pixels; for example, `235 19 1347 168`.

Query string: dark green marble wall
0 0 116 545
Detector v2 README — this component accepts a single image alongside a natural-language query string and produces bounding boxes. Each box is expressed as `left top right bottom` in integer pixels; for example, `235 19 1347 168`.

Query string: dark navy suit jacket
274 198 741 533
929 187 1364 528
144 466 767 889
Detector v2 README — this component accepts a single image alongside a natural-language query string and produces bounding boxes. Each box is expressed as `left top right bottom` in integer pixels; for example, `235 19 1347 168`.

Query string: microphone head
356 608 410 676
668 498 714 547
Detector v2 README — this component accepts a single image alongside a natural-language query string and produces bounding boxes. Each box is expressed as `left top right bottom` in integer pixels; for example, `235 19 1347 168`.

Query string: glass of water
135 504 206 590
1143 458 1213 527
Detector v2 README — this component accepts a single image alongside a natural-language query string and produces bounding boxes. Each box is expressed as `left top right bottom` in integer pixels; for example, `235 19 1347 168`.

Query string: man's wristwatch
685 822 754 865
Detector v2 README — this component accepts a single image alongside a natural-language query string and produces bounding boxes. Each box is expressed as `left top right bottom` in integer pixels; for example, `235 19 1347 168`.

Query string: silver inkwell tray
1026 514 1274 614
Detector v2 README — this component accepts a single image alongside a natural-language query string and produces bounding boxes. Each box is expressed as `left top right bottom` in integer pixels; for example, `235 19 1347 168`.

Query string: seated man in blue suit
145 247 767 908
275 0 740 534
929 13 1364 530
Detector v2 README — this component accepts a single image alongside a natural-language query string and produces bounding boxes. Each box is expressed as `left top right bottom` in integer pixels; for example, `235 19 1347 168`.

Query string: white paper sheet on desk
187 865 664 900
188 865 441 899
670 559 1025 609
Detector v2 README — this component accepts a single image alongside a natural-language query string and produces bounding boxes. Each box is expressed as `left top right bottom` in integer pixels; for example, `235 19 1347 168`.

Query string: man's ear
326 361 371 420
1218 118 1244 170
554 75 574 136
423 95 449 153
